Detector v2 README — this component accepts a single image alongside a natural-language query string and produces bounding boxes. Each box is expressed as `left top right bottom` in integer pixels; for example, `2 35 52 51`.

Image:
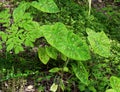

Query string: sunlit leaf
24 39 34 47
50 83 58 92
86 28 110 57
14 45 24 54
31 0 59 13
13 2 30 22
41 23 90 61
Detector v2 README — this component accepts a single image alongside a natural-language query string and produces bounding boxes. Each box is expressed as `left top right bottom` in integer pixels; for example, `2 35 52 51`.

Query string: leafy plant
106 76 120 92
0 0 59 54
0 0 114 91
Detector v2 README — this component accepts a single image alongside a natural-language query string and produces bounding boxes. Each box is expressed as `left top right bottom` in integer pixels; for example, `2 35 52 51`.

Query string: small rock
25 85 35 92
27 85 33 89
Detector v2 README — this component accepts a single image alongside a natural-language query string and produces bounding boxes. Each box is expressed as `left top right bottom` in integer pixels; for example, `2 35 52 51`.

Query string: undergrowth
0 0 120 92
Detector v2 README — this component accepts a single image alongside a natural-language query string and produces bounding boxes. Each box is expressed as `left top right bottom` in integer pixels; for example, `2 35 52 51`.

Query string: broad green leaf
86 28 110 57
14 45 24 54
38 47 50 64
31 0 59 13
110 76 120 92
41 23 90 61
13 2 30 22
45 46 58 60
72 62 89 85
50 83 58 92
49 67 61 73
106 89 115 92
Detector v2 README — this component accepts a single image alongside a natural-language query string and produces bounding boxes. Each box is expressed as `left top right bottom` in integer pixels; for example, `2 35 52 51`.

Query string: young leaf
0 9 10 27
0 32 7 41
14 45 24 54
41 23 90 61
38 47 50 64
72 61 89 85
7 43 14 52
50 83 58 92
86 28 110 57
21 20 43 38
45 46 58 60
13 2 30 22
110 76 120 92
31 0 59 13
24 39 34 47
49 67 61 73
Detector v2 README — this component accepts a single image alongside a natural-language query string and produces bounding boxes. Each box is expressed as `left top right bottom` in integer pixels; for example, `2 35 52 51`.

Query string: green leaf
106 89 115 92
13 2 30 22
110 76 120 92
60 79 65 91
14 45 24 54
41 22 90 61
63 67 69 72
45 46 58 60
0 9 10 19
21 20 43 38
61 53 67 61
38 47 50 64
50 83 58 92
0 32 7 41
0 9 10 27
7 43 14 52
86 28 110 57
22 21 38 31
72 61 89 85
49 67 61 73
24 39 34 47
31 0 59 13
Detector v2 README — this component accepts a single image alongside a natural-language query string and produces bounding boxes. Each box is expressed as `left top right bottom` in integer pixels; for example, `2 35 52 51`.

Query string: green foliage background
0 0 120 92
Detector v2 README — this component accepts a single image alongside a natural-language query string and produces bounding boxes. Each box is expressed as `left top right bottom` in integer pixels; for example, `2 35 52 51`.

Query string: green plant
0 0 59 54
106 76 120 92
0 0 113 91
